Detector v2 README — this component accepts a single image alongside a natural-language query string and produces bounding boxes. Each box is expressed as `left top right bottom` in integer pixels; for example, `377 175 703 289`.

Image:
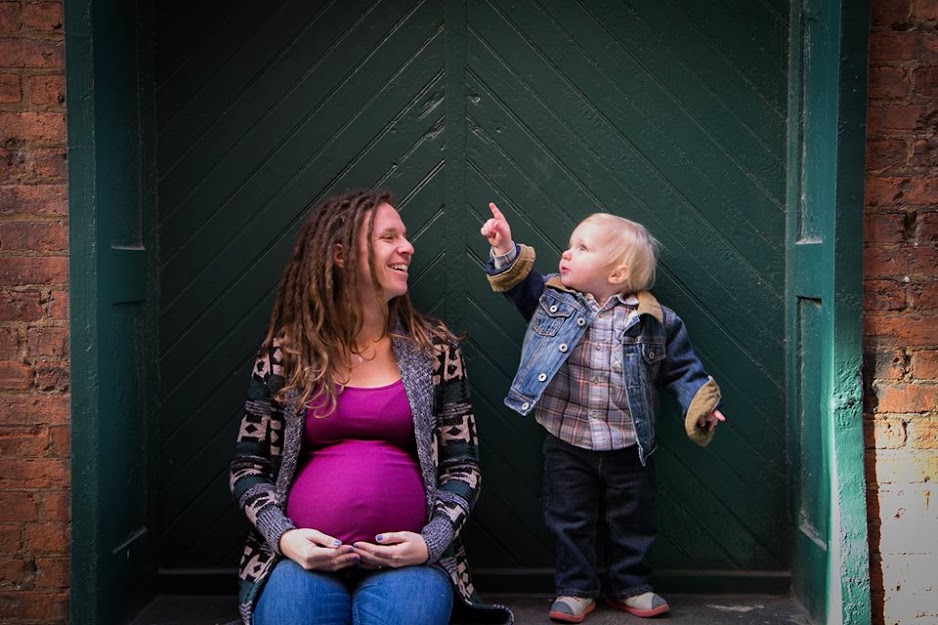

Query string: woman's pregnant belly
285 439 426 545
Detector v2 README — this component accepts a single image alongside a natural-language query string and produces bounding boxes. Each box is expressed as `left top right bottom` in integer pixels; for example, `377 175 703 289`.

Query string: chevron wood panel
463 0 788 571
155 0 790 576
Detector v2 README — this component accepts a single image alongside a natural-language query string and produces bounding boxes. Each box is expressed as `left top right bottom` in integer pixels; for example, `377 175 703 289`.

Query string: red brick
0 326 19 358
870 30 938 61
0 256 68 287
918 210 938 244
26 325 67 358
867 65 912 100
22 2 62 32
911 65 938 99
0 111 65 144
0 491 39 522
0 457 68 489
866 136 909 171
27 73 63 106
867 104 932 133
864 212 907 244
0 557 35 586
0 525 23 552
0 590 68 620
866 312 938 347
39 489 68 522
865 246 938 279
864 278 908 310
34 556 67 588
0 220 68 251
912 136 938 168
0 360 32 391
0 37 62 69
33 362 67 391
912 0 938 21
0 72 20 103
909 280 938 310
0 426 49 457
908 416 938 448
865 176 911 207
0 3 21 34
24 521 68 553
45 288 67 321
912 350 938 380
0 184 67 216
875 382 938 413
0 392 69 426
0 288 42 321
1 148 68 182
865 347 910 381
871 0 912 30
47 424 66 456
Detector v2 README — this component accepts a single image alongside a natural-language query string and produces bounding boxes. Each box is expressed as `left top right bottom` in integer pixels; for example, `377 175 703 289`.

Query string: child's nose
561 249 572 260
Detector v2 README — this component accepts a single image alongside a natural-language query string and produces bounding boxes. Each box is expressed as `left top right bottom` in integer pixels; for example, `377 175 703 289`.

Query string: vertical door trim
787 0 871 623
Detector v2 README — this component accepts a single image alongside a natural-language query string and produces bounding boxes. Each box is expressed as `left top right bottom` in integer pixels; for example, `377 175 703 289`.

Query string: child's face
559 219 627 302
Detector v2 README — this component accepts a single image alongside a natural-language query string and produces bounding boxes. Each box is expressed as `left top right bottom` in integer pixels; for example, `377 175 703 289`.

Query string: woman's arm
229 344 297 554
421 338 482 563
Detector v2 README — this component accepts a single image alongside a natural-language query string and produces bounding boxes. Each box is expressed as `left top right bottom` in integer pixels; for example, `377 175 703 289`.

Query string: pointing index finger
488 202 504 221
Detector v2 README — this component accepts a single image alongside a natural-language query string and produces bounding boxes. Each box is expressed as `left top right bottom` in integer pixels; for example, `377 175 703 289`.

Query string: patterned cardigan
229 325 513 625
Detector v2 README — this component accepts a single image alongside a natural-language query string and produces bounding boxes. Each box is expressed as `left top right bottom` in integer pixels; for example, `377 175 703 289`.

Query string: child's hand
480 202 514 256
697 409 726 432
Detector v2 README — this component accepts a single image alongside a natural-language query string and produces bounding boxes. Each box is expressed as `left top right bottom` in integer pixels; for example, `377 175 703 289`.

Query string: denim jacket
486 244 721 465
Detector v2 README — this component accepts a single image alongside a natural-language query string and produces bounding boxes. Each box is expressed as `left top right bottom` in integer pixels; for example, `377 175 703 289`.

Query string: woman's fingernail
375 534 383 541
332 539 341 547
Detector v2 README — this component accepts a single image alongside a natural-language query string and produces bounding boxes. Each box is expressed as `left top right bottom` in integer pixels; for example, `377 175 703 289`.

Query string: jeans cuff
611 584 653 599
556 589 600 599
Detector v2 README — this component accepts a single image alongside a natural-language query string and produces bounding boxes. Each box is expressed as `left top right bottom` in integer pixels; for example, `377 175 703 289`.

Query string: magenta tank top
285 379 427 545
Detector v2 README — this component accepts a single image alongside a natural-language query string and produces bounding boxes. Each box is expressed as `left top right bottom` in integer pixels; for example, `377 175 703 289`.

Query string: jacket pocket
531 295 574 337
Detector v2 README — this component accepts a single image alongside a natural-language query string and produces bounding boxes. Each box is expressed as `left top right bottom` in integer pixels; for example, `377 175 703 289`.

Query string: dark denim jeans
543 434 656 600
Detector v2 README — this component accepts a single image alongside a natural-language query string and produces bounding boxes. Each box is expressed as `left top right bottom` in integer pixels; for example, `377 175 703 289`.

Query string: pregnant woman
229 189 511 625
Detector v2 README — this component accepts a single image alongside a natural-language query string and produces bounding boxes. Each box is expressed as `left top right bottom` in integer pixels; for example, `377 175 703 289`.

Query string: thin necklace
351 335 386 367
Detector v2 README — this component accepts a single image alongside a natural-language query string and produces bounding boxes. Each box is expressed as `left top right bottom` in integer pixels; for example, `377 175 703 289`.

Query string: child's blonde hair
583 213 660 292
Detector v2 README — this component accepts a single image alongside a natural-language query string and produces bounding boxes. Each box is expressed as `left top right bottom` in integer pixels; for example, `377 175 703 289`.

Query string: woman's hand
352 532 429 570
480 202 514 256
697 409 726 432
279 528 360 571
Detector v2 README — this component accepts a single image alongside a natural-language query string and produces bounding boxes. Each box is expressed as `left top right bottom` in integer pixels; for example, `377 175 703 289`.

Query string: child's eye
578 244 588 251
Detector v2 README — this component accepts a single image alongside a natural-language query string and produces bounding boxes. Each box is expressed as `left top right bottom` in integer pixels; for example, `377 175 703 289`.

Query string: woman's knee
254 560 351 625
353 566 453 625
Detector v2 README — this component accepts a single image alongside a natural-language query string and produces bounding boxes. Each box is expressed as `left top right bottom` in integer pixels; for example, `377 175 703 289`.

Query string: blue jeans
543 434 656 599
254 559 454 625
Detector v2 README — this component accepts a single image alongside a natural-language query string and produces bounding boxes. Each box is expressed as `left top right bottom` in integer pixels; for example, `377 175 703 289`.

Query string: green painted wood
66 0 159 623
786 0 871 622
154 0 792 587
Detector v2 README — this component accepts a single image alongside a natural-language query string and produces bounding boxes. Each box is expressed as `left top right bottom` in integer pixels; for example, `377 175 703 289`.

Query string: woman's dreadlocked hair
260 188 455 411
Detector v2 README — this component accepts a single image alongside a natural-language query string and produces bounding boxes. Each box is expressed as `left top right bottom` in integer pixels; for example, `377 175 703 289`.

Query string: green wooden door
155 0 790 587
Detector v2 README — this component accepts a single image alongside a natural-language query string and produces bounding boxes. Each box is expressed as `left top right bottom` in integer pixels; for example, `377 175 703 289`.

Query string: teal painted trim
828 0 871 623
444 0 467 331
64 0 102 623
786 0 871 623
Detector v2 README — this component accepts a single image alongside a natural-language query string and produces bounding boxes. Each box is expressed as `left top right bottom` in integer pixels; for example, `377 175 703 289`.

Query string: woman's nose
400 238 415 256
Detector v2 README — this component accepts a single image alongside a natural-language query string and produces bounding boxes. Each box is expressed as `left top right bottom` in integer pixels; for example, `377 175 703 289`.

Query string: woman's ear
333 243 345 267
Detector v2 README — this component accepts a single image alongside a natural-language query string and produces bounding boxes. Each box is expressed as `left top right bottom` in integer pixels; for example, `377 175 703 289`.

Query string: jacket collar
545 276 663 324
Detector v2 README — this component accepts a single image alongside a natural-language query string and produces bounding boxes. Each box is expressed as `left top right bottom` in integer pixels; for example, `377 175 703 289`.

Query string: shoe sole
605 598 670 618
549 602 596 623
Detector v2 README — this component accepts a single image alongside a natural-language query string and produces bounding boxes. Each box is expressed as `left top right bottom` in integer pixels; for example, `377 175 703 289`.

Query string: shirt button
559 344 568 352
549 305 558 313
521 402 530 411
595 345 601 350
576 318 585 326
613 363 621 371
537 373 547 382
588 410 598 417
592 376 601 384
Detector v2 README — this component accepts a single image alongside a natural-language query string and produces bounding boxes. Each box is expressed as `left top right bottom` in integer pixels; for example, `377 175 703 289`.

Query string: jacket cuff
421 517 455 564
684 376 721 447
487 244 536 292
256 506 296 556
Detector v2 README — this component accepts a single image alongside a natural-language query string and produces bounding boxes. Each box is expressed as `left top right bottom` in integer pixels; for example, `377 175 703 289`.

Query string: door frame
64 1 871 623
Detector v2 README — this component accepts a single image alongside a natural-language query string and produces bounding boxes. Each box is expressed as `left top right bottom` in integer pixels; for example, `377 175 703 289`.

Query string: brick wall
0 0 70 622
864 1 938 624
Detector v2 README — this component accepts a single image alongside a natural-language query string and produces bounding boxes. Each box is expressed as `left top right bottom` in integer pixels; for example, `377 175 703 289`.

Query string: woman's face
357 202 414 304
